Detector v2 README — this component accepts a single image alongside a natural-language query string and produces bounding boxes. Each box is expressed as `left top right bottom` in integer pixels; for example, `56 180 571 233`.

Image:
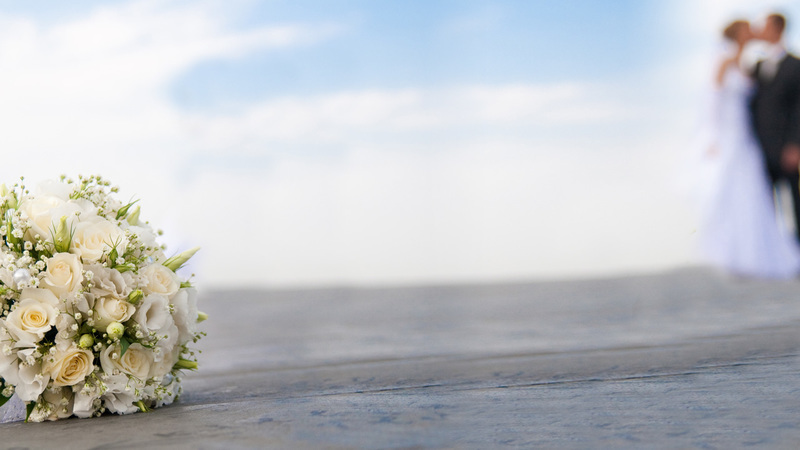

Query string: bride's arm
714 56 737 87
706 60 728 156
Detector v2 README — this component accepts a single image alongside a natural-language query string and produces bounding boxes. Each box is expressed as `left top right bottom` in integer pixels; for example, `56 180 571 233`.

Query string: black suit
750 53 800 238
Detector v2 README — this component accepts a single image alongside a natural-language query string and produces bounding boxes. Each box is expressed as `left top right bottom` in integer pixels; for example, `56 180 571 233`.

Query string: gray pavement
2 268 800 448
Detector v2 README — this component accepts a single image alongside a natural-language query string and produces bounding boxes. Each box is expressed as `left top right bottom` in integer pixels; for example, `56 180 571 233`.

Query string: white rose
171 288 198 345
101 343 153 380
42 253 84 298
141 264 179 298
35 179 73 200
19 195 64 241
4 288 60 346
19 196 86 242
43 345 95 387
92 296 135 330
72 217 128 263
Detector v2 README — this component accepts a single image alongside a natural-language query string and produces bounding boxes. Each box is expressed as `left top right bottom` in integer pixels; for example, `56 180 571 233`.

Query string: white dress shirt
740 40 787 81
758 42 787 81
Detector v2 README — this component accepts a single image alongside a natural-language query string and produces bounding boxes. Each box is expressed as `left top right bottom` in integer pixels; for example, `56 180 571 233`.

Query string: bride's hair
723 20 748 42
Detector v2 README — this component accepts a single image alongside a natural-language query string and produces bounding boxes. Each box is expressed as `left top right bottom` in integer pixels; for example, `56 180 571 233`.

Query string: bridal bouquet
0 175 204 422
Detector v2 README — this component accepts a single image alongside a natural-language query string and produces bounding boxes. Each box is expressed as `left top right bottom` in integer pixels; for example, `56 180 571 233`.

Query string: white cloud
0 0 340 154
168 77 692 286
0 0 345 277
0 0 701 287
184 82 635 152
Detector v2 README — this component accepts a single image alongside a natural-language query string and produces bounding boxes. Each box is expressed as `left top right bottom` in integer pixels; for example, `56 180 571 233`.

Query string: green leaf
119 336 130 357
135 400 150 413
24 401 34 422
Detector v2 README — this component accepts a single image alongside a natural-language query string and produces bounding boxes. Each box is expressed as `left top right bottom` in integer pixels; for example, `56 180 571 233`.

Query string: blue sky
0 0 796 286
169 0 662 109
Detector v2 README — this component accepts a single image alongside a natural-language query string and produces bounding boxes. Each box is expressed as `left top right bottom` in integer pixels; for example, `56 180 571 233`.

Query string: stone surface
2 268 800 448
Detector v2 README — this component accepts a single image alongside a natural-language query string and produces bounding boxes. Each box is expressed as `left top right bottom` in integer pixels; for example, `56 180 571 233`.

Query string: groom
750 13 800 239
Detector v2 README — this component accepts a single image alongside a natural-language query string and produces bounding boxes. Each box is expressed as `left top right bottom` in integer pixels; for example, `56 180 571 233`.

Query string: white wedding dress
691 63 800 278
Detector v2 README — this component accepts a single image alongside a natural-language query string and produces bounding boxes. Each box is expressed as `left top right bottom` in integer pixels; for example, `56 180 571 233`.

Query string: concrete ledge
3 268 800 448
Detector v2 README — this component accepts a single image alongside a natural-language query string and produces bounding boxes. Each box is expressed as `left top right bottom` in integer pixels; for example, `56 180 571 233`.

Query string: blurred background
0 0 799 288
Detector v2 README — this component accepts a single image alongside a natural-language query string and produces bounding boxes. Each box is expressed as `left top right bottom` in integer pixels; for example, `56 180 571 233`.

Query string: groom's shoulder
783 53 800 70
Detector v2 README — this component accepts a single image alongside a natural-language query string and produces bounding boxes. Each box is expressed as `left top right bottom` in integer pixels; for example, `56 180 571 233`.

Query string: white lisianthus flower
139 379 178 408
4 288 60 346
41 253 83 299
92 296 135 330
68 292 92 317
149 344 181 381
132 294 169 331
154 321 179 365
141 264 179 298
43 344 95 387
100 343 153 380
0 267 14 287
101 373 140 415
133 294 175 341
0 327 22 385
124 223 158 248
171 288 199 345
71 386 100 419
155 379 181 408
15 349 49 401
86 264 132 299
43 387 75 421
72 217 128 263
54 313 79 344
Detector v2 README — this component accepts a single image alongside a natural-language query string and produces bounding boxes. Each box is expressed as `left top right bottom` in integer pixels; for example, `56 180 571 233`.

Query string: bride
693 19 800 278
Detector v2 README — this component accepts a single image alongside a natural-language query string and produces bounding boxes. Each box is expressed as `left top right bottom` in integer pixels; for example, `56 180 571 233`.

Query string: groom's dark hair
768 13 786 34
